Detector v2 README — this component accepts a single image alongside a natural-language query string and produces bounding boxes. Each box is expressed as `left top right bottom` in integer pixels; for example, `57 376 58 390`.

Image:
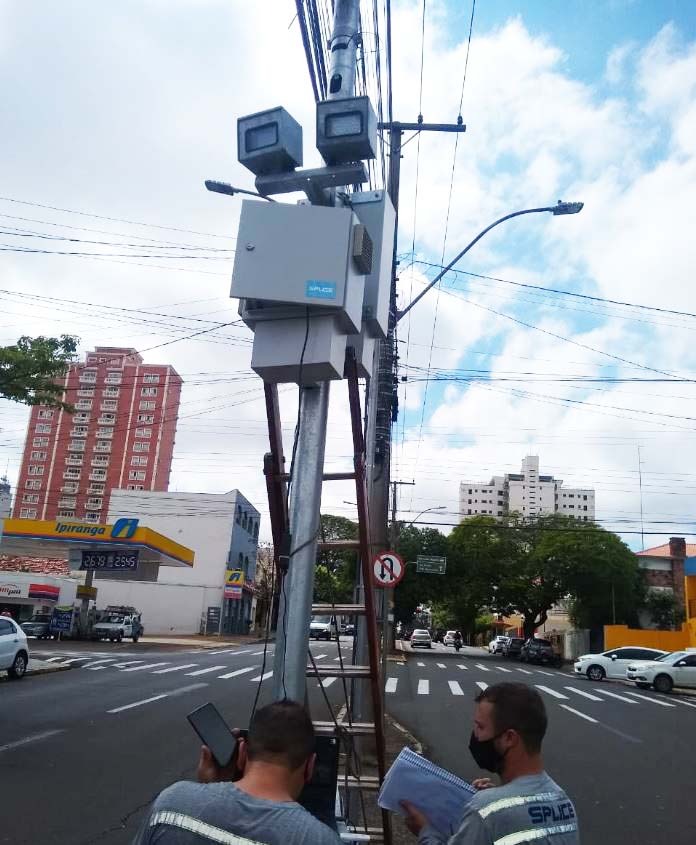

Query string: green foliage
393 525 449 624
643 590 685 630
0 335 78 410
313 514 358 604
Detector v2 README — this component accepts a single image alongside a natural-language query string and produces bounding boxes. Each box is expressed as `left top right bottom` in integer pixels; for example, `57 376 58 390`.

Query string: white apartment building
460 456 595 522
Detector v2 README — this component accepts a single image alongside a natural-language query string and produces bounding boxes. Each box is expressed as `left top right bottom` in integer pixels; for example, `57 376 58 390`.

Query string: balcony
61 484 79 494
79 373 97 384
100 403 117 412
87 486 105 495
89 471 107 482
65 456 83 466
77 389 94 398
97 417 116 426
94 443 111 453
75 401 92 411
104 377 122 386
58 498 77 509
70 428 88 438
63 471 81 481
91 457 109 467
103 388 120 398
67 442 86 452
96 429 114 439
86 498 103 509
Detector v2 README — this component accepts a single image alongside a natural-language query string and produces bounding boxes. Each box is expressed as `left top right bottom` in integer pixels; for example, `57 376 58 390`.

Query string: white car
410 629 432 649
574 646 666 682
443 630 458 647
309 615 336 641
489 636 509 654
0 616 29 680
627 650 696 694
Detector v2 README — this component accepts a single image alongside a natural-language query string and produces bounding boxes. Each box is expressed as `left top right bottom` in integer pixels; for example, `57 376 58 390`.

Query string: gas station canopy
0 517 194 580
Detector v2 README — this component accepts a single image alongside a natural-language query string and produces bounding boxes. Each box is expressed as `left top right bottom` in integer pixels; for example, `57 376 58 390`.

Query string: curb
387 714 423 755
28 663 72 676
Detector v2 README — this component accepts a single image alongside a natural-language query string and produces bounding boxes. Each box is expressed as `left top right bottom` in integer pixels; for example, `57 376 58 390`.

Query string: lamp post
397 200 584 322
405 505 447 530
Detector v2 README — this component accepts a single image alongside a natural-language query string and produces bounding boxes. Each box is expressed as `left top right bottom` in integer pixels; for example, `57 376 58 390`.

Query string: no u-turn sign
372 551 405 587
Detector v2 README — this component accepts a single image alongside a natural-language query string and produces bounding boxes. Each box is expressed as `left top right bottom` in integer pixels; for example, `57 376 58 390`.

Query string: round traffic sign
372 551 405 587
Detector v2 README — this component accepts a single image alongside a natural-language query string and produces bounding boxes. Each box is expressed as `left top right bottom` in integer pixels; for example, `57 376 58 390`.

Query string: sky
2 0 696 551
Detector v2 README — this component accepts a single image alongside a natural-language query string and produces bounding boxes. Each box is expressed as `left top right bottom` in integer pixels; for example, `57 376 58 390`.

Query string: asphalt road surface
2 636 352 845
388 644 696 845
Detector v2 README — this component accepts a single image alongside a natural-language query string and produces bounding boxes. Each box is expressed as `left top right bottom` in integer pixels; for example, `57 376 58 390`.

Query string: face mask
469 731 507 773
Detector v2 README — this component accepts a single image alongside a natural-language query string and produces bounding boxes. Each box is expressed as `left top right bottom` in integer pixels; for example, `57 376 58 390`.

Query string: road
1 636 351 845
388 643 696 845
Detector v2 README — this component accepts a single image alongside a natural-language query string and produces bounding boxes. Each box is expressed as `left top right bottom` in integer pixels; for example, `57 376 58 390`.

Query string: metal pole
271 0 361 705
272 384 330 702
638 445 645 550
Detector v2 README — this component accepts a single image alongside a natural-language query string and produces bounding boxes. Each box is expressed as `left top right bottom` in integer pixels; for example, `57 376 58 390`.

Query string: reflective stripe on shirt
479 793 564 819
149 810 265 844
494 822 579 845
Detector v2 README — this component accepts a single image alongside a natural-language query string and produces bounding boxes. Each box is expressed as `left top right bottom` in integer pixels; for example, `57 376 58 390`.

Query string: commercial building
460 456 595 522
13 346 182 524
100 489 260 635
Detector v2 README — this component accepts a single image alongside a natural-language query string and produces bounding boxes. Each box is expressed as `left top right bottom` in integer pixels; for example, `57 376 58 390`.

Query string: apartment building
460 456 595 522
13 346 182 523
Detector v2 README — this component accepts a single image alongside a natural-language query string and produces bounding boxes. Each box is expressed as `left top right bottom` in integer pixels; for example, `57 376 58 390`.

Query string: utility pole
271 0 361 704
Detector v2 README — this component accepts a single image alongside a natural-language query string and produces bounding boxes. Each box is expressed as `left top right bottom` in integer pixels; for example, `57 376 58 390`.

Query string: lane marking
319 677 336 688
560 705 597 723
151 664 198 674
185 665 227 677
108 694 169 713
448 681 464 696
624 691 676 708
437 663 446 669
476 681 488 691
87 666 107 671
475 664 490 672
250 671 273 683
386 677 398 694
112 660 146 668
314 654 328 660
107 683 207 714
536 670 555 677
252 650 267 656
121 662 170 673
667 696 696 709
58 657 95 665
81 659 118 668
417 662 425 667
496 667 512 673
206 649 238 655
0 729 64 754
564 686 603 702
218 666 256 679
516 668 533 675
457 664 468 671
536 685 569 700
334 657 342 662
417 680 429 695
44 656 69 663
593 688 637 704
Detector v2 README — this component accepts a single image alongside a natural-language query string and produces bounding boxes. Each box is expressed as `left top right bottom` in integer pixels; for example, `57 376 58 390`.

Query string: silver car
410 629 432 649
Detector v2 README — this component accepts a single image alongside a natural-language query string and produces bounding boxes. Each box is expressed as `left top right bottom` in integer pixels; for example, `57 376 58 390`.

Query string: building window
58 510 75 518
85 512 101 523
137 414 154 424
141 387 158 397
89 482 105 494
95 441 112 452
253 522 259 538
133 441 150 452
127 484 145 490
583 495 588 501
22 493 39 504
131 456 148 466
20 508 38 518
105 371 122 383
468 489 472 494
128 470 146 481
25 479 41 490
36 423 51 434
235 506 241 524
32 436 49 447
103 387 120 398
30 451 47 461
77 388 95 398
139 400 156 411
101 400 118 411
38 409 54 419
583 505 588 511
135 427 152 438
143 373 160 384
99 413 116 423
28 465 45 476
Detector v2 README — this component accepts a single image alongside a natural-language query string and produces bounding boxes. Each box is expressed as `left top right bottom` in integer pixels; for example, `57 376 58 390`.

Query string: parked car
626 650 696 693
443 630 458 647
344 623 355 636
574 646 667 682
488 636 509 654
410 629 432 649
21 613 52 639
0 616 29 679
520 638 562 667
502 637 525 658
309 615 336 641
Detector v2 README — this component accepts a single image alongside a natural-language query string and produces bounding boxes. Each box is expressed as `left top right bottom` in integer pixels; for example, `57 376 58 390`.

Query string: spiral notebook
377 747 477 836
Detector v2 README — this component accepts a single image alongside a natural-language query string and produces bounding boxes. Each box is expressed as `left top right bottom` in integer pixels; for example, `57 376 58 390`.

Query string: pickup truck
93 606 144 643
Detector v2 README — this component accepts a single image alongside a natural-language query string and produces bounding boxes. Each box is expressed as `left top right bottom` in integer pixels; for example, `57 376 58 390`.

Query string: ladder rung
318 540 361 551
313 720 375 736
307 665 373 678
277 471 355 482
341 828 384 843
311 603 366 615
338 775 381 791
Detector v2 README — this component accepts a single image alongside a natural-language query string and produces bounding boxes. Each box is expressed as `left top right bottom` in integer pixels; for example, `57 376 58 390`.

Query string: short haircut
247 700 316 769
475 683 548 753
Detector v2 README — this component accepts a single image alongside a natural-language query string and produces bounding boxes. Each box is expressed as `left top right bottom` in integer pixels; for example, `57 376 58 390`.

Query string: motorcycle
454 637 463 652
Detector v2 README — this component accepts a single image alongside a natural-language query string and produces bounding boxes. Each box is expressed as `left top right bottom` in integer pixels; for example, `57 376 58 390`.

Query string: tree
0 335 78 410
393 525 449 625
314 514 357 604
254 545 276 632
642 590 685 630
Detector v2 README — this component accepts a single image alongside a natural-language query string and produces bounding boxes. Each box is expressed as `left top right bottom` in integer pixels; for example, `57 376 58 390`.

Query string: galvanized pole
272 0 362 704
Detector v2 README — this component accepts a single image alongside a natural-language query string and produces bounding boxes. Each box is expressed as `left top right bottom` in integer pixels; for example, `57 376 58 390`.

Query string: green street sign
416 555 447 575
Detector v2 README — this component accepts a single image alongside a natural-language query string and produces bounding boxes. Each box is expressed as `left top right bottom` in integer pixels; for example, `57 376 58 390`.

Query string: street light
397 199 584 321
406 505 446 527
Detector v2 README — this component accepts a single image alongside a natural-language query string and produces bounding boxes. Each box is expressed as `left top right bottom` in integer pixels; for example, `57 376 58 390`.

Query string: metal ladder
262 351 391 844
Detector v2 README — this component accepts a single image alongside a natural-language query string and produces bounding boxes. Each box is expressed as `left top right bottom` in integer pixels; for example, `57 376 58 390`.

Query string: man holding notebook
401 683 579 844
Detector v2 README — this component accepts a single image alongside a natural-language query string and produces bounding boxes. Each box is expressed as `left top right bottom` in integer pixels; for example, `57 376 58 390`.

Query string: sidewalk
141 633 274 649
0 658 72 681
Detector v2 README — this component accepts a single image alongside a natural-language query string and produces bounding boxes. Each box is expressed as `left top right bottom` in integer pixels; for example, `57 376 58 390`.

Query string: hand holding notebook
378 747 477 836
